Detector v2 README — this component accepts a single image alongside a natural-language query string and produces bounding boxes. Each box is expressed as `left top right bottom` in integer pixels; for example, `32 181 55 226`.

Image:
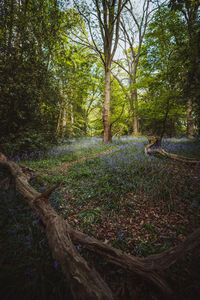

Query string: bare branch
112 72 130 100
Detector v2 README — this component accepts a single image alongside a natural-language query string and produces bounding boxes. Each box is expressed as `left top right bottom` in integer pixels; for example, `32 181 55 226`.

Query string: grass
1 136 200 299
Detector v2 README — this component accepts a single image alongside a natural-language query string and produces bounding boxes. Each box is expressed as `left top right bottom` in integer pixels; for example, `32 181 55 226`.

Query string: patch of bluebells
8 136 113 163
76 244 82 251
39 185 46 192
54 260 60 271
162 137 200 158
52 136 115 158
66 137 180 204
137 245 143 254
50 195 61 210
118 232 125 241
191 200 199 209
8 144 74 163
9 150 45 162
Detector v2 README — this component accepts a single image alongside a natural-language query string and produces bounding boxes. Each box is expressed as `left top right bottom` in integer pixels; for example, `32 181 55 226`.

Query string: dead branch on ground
145 136 200 164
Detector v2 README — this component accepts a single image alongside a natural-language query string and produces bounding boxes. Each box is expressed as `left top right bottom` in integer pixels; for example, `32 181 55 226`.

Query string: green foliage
78 208 102 227
0 0 199 151
0 0 63 154
138 6 187 136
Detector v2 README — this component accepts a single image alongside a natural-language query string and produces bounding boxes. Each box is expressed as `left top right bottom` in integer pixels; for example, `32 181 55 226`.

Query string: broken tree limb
1 152 200 298
143 228 200 270
145 136 200 164
68 227 170 293
0 153 113 300
68 225 200 293
34 199 114 300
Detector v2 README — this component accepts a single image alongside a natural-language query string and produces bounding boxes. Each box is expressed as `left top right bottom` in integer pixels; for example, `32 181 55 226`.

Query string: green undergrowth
1 136 200 299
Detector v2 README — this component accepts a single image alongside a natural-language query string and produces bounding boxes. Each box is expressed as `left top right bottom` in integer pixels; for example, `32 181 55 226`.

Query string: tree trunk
62 106 67 138
7 0 15 57
61 94 67 138
70 102 74 137
103 66 112 142
130 84 139 137
56 104 62 136
186 99 195 138
133 89 139 136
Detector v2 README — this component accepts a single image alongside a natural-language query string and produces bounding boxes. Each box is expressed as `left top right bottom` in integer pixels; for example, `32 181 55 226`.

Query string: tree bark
56 102 63 136
133 89 139 136
186 99 195 138
70 102 74 138
62 105 67 138
103 66 112 142
7 0 15 57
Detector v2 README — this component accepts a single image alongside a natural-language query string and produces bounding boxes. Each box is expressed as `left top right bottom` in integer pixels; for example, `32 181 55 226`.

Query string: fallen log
1 152 200 298
145 136 200 164
0 153 113 300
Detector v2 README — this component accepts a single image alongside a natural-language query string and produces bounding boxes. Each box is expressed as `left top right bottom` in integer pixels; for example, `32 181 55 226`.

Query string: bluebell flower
191 201 199 209
118 232 124 240
7 229 16 234
40 186 45 192
33 219 39 225
54 260 60 270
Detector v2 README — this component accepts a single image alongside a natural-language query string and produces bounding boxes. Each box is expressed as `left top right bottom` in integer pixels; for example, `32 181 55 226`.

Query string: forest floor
50 148 119 172
1 136 200 300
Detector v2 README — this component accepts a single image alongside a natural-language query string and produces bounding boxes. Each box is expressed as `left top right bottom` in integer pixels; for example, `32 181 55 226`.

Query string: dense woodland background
0 0 200 154
0 1 200 300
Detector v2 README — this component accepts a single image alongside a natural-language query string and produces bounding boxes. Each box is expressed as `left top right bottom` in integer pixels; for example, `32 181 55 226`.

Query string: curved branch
110 103 125 127
145 136 200 164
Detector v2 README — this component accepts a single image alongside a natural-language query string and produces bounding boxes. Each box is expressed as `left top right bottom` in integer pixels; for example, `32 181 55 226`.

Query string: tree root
1 152 200 299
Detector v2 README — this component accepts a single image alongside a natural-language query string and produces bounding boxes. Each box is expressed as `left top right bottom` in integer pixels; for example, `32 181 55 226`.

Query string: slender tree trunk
7 0 15 57
70 103 74 137
133 89 139 136
57 94 65 136
62 106 67 138
130 78 139 137
56 103 63 136
186 99 194 138
103 66 112 142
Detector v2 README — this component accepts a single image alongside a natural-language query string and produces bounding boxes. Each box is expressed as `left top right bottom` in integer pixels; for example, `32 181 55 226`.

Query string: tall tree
113 0 153 136
139 4 189 136
169 0 200 136
72 0 127 142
